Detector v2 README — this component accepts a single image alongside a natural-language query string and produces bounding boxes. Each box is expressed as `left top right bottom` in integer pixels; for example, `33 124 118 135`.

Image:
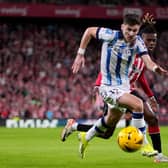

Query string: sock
149 132 162 153
125 119 131 127
131 112 147 144
71 122 78 131
77 124 93 132
85 117 110 141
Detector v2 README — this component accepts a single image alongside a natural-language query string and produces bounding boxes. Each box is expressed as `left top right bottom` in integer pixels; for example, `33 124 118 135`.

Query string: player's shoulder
135 35 147 49
97 28 120 41
99 27 119 34
136 35 144 43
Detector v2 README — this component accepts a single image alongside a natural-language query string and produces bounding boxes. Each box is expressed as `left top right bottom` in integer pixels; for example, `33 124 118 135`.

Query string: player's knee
133 99 143 112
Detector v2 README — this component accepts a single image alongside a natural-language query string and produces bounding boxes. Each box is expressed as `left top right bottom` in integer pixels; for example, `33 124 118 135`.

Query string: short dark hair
123 14 141 26
140 23 157 35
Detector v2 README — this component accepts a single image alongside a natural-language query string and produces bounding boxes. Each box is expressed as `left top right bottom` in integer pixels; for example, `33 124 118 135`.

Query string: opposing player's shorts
99 85 130 113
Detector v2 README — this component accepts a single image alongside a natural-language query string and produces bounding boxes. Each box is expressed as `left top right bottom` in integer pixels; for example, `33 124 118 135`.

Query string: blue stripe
125 49 134 79
115 52 122 85
138 126 146 133
115 31 122 85
132 112 144 119
106 48 112 85
106 33 118 85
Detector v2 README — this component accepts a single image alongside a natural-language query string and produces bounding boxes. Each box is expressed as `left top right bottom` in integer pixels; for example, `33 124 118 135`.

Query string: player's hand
72 54 85 74
147 96 159 112
142 12 156 24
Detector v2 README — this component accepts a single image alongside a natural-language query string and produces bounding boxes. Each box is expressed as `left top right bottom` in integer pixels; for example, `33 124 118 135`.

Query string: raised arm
141 54 168 76
72 27 98 74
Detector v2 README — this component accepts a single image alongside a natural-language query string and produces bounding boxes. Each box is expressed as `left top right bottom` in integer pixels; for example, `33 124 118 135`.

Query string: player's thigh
118 93 143 112
104 107 123 126
107 107 123 119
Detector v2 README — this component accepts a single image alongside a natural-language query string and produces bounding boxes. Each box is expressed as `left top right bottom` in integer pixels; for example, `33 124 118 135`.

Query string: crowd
0 22 167 121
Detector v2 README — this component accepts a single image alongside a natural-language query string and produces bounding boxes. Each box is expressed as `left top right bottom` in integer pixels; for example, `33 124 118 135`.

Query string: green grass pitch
0 127 167 168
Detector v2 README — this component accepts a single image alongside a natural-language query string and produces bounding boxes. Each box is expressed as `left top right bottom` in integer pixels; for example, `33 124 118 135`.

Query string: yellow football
117 126 144 152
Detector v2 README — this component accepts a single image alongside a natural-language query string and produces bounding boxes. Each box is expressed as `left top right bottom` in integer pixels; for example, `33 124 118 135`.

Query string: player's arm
138 69 153 97
141 54 168 76
72 27 98 74
78 27 97 50
137 69 158 111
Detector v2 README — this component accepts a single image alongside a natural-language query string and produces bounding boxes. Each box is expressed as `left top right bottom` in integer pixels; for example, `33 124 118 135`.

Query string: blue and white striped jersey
96 27 148 89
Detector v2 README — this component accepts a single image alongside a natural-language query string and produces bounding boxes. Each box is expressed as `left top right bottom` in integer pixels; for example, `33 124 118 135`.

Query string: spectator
0 22 167 121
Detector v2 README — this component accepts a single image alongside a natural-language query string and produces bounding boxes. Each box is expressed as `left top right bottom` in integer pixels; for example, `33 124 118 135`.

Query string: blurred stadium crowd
1 0 168 6
0 22 167 120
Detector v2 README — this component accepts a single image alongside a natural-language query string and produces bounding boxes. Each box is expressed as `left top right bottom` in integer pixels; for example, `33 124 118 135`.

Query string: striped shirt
95 55 154 97
96 27 148 90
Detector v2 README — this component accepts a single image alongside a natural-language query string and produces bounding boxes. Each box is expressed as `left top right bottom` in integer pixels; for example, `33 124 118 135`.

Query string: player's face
141 33 157 52
121 24 140 43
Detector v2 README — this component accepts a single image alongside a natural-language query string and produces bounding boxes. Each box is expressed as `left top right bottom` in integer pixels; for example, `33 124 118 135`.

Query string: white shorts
99 85 130 113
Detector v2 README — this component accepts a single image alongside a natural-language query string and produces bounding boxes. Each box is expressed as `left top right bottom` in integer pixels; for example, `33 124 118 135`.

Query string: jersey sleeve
137 69 154 97
96 27 117 41
136 36 148 56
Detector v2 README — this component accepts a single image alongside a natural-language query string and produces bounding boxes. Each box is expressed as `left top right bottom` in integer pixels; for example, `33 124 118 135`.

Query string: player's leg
61 119 93 141
61 119 76 141
83 90 145 143
78 107 122 158
130 90 157 156
61 101 113 141
94 102 117 139
124 110 132 127
119 93 152 155
144 102 168 162
78 89 145 158
118 92 146 137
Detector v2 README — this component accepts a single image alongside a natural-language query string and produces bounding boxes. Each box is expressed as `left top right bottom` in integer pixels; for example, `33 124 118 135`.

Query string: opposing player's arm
137 70 159 112
137 69 153 97
141 54 168 76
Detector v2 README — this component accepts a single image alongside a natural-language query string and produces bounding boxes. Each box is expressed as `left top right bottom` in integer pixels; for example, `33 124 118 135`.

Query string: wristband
77 48 85 55
152 65 158 72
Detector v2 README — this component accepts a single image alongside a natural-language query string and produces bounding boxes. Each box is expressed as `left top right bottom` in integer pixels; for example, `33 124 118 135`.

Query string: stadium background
0 1 168 127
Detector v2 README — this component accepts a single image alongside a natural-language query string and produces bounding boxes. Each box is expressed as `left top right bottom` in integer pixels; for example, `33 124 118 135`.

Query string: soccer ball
117 126 144 152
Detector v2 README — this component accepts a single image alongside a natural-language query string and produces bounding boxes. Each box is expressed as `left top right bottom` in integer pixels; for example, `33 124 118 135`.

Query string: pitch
0 127 167 168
